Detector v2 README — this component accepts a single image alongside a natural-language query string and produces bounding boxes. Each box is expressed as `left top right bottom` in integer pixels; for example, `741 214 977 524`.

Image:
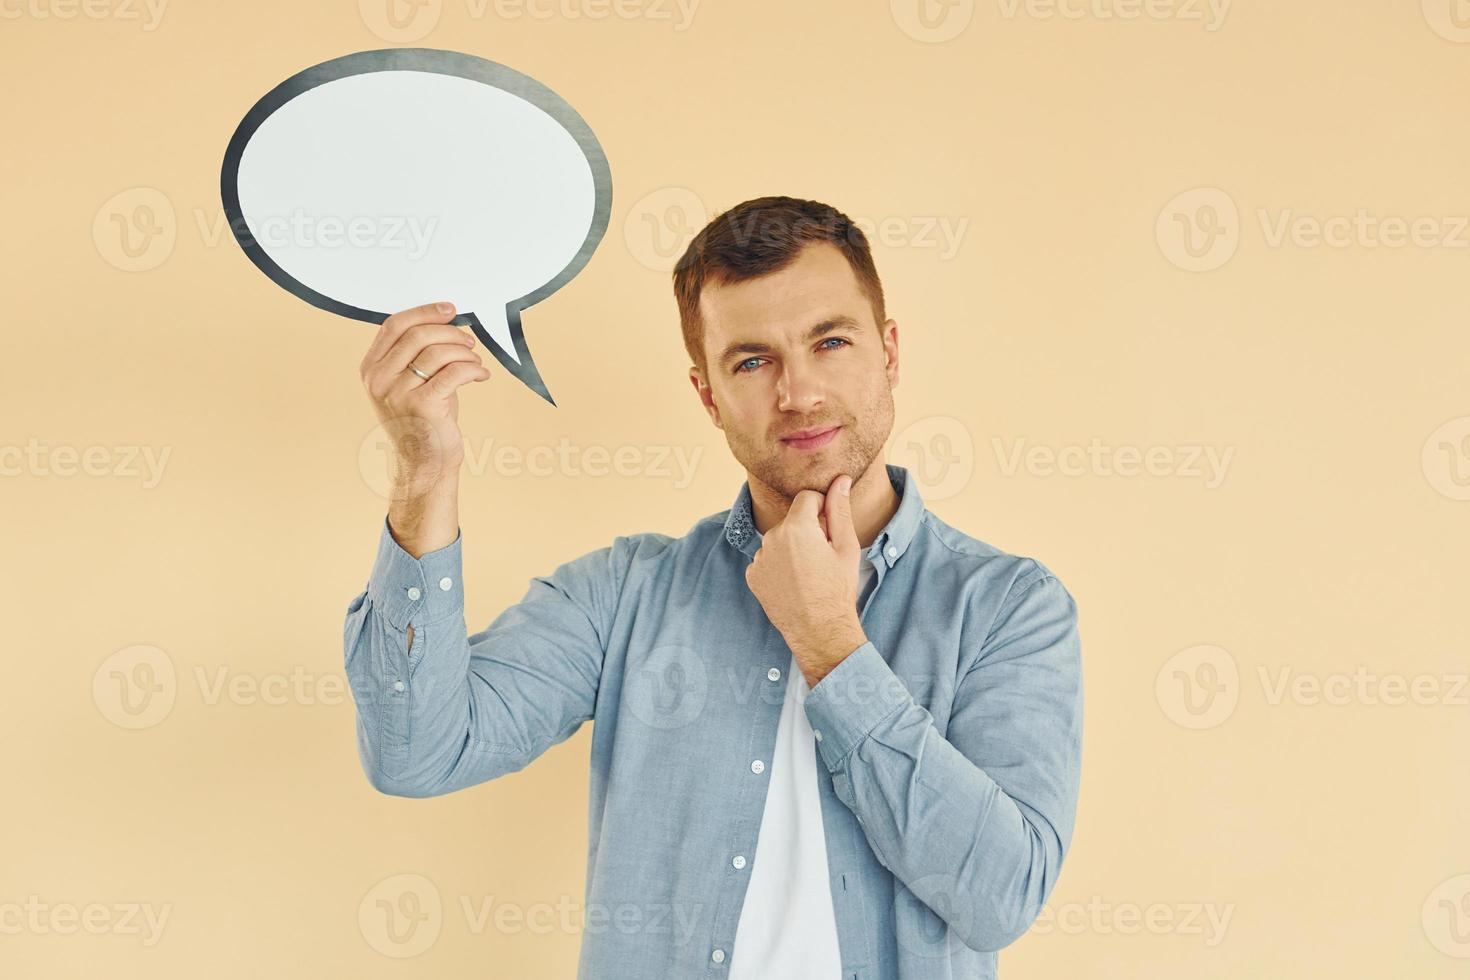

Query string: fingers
788 490 825 525
360 304 495 404
822 474 858 554
420 359 490 398
381 322 476 378
360 301 458 372
387 340 487 396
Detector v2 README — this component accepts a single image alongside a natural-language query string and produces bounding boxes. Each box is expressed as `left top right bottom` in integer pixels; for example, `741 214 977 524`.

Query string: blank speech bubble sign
220 48 613 405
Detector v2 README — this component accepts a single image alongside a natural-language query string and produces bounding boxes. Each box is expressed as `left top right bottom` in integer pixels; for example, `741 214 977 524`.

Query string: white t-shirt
730 560 878 978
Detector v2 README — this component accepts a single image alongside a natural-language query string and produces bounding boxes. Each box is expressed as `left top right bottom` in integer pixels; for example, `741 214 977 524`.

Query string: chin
790 466 850 496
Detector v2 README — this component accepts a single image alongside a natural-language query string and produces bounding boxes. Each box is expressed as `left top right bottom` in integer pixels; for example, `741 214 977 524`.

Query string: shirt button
750 759 765 775
886 545 897 559
813 728 823 742
393 680 405 692
406 586 421 601
711 948 726 964
438 576 453 591
767 667 781 682
732 854 746 869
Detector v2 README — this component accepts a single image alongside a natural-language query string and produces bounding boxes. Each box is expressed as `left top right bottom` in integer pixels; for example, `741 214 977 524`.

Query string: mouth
780 425 841 451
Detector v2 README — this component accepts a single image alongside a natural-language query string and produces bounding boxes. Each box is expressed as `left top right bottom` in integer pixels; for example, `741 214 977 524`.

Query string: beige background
3 0 1468 976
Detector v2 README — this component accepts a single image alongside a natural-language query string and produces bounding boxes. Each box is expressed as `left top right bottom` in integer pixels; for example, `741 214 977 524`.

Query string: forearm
344 516 622 799
344 519 534 797
387 468 460 559
804 620 1082 953
388 475 459 653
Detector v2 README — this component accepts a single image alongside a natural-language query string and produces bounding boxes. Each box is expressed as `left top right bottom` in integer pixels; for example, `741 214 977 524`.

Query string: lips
780 425 841 450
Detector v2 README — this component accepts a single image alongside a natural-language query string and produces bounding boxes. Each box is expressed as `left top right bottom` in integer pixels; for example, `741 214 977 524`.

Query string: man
345 196 1083 978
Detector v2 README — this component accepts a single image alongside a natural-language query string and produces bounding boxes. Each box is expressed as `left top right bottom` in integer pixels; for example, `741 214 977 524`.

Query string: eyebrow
716 315 863 371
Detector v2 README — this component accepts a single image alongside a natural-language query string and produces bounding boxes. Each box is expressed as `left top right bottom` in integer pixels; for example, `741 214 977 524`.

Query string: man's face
689 242 899 502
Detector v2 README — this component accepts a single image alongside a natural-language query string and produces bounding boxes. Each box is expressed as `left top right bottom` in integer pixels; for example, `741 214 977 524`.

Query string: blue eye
733 337 849 375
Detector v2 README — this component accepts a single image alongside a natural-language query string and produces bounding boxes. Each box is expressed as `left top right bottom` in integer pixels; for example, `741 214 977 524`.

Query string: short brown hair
672 196 887 374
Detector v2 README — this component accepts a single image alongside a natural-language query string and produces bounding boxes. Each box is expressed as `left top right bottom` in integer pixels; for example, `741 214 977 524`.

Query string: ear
689 366 723 429
881 318 900 390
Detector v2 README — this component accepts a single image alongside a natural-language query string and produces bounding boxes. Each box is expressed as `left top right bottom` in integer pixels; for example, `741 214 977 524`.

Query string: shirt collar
722 463 925 568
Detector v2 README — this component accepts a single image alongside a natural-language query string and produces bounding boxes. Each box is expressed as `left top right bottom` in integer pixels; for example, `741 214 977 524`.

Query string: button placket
707 643 781 971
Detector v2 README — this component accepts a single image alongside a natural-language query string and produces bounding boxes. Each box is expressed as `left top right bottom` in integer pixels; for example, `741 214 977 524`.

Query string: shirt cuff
365 515 465 631
802 641 914 771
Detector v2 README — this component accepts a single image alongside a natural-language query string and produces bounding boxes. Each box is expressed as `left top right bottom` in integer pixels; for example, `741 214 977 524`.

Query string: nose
776 359 825 414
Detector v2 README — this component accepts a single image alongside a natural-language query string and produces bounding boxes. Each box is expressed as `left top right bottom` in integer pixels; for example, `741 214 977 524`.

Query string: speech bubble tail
458 309 556 407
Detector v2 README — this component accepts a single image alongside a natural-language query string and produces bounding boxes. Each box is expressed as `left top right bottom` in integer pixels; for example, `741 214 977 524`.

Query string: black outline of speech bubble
220 48 613 406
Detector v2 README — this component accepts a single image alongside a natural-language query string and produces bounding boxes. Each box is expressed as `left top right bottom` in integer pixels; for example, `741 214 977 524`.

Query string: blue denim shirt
344 463 1083 979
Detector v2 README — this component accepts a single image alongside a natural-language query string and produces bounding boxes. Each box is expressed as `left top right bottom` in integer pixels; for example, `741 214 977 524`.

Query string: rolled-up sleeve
344 516 630 798
802 566 1083 953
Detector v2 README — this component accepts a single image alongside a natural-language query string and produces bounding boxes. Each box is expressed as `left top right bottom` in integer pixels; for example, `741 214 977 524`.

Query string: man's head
674 196 899 504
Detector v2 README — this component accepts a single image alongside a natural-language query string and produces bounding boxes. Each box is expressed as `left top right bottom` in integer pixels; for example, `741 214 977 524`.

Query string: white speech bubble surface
221 49 613 405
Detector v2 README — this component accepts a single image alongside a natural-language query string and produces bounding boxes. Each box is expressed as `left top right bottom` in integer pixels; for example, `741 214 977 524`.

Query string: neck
749 459 900 549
